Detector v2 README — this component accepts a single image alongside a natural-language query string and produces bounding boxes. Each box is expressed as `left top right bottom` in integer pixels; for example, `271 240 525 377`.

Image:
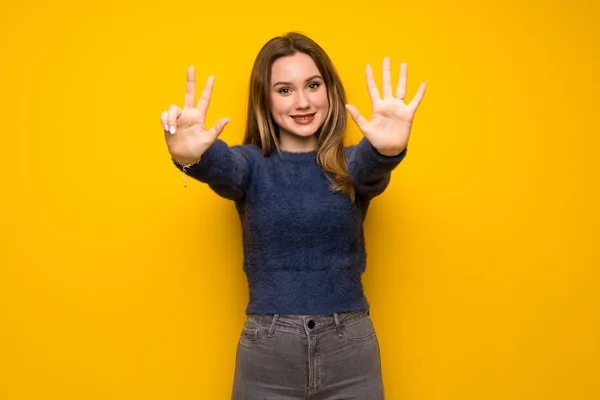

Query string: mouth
291 112 316 119
290 112 316 123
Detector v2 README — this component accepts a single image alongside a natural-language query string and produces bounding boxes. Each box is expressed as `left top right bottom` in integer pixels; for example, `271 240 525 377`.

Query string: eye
278 87 291 94
308 82 322 90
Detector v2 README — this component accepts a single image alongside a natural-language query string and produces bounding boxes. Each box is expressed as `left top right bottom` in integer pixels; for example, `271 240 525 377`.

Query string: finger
167 105 182 134
396 62 407 101
184 66 196 109
345 104 369 134
160 111 169 132
382 57 393 98
365 64 380 105
206 117 231 141
196 75 215 125
408 82 427 113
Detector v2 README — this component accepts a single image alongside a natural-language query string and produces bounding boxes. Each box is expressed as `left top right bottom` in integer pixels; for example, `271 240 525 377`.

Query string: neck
279 134 318 153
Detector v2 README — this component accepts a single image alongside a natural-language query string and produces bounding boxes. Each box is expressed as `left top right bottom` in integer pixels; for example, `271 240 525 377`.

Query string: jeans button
307 320 315 329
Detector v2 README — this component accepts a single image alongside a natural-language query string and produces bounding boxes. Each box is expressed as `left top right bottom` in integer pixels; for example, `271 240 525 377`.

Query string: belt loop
267 314 279 338
333 313 343 338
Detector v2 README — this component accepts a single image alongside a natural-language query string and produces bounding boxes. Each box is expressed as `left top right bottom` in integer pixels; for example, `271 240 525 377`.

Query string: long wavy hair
242 32 355 202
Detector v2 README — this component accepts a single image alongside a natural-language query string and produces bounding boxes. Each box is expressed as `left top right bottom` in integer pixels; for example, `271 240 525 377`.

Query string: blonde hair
242 32 355 202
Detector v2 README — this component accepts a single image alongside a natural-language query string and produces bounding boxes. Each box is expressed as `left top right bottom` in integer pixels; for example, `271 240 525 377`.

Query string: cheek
271 97 290 116
315 91 329 109
269 100 283 124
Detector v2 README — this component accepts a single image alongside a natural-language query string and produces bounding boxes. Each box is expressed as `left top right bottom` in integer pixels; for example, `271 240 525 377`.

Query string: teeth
292 114 314 120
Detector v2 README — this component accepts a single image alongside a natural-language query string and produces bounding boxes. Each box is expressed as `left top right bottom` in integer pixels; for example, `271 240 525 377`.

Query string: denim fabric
231 310 384 399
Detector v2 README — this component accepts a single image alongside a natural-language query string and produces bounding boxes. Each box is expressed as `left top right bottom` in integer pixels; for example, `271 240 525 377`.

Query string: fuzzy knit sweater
172 137 407 315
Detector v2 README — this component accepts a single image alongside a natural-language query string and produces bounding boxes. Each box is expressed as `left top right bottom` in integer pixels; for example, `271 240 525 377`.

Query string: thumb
345 104 369 134
207 117 231 140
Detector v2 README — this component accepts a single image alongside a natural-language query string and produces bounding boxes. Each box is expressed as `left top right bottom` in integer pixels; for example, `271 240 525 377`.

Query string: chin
290 121 325 138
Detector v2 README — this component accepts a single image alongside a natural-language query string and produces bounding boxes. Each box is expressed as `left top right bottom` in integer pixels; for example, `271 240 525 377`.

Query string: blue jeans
231 310 384 399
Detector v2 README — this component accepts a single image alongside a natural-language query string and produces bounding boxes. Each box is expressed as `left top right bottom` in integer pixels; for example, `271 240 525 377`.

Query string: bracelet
172 155 202 189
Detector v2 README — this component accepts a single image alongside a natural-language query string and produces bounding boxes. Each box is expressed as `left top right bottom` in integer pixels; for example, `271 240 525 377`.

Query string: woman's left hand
346 58 426 156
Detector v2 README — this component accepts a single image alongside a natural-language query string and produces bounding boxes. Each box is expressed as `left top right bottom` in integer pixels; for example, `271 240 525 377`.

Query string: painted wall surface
1 0 598 398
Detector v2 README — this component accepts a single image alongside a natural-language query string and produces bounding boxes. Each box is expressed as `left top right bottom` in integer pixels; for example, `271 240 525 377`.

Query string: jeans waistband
247 309 370 336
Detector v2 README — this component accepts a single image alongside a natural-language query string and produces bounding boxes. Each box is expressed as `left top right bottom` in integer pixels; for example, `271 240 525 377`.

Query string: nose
294 91 310 109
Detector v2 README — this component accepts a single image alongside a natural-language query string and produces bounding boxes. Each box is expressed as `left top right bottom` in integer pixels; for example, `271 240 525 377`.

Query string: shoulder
344 141 359 160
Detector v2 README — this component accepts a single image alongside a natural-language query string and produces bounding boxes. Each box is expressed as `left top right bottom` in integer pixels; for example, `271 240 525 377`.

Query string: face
270 52 329 149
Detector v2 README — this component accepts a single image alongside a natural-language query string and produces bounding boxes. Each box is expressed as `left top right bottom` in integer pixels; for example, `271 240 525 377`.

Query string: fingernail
169 125 175 134
164 123 169 131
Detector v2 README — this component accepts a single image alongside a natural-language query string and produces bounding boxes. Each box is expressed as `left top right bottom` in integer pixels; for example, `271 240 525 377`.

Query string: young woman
161 32 426 399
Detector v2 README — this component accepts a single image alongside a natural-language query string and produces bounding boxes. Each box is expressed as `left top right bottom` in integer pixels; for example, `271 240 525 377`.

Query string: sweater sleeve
171 138 261 201
345 137 407 200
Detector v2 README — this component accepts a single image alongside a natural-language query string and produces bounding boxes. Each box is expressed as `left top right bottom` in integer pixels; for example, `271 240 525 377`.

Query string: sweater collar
271 149 318 162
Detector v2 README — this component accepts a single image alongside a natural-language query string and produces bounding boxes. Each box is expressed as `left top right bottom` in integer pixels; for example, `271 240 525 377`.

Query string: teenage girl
161 32 426 399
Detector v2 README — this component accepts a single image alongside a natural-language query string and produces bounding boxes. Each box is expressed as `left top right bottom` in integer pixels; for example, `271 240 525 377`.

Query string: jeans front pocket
239 317 268 345
342 314 377 342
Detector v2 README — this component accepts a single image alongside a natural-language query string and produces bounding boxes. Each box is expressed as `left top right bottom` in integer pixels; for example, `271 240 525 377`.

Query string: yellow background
1 0 598 398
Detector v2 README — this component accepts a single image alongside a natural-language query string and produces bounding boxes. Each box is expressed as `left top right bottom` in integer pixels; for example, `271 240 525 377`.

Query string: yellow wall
1 0 598 398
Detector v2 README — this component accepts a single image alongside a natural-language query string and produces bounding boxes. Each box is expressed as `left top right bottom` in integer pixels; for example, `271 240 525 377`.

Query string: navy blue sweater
172 137 406 315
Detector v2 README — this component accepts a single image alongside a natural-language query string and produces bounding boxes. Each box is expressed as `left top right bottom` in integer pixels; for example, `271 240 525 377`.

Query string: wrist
172 155 202 166
374 147 406 157
172 154 202 189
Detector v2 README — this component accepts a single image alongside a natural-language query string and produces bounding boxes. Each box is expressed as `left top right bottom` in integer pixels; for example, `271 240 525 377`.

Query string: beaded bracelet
172 155 202 188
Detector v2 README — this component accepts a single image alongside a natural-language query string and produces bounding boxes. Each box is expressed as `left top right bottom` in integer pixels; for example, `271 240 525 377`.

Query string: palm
346 58 426 155
165 107 207 156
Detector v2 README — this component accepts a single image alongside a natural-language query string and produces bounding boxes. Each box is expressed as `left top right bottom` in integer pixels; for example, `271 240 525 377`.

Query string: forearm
171 139 258 200
347 137 407 199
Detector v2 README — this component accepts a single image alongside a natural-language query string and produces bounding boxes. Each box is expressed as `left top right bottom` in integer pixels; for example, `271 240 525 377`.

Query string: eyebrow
272 75 323 88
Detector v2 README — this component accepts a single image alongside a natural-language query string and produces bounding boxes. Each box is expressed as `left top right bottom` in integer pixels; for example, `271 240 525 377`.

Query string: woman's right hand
161 66 231 164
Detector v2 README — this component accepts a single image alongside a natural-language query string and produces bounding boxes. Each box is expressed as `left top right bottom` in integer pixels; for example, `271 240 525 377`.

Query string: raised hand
161 66 230 164
345 58 426 156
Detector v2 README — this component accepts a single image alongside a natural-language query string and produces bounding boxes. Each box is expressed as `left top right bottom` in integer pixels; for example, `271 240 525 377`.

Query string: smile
290 113 316 124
